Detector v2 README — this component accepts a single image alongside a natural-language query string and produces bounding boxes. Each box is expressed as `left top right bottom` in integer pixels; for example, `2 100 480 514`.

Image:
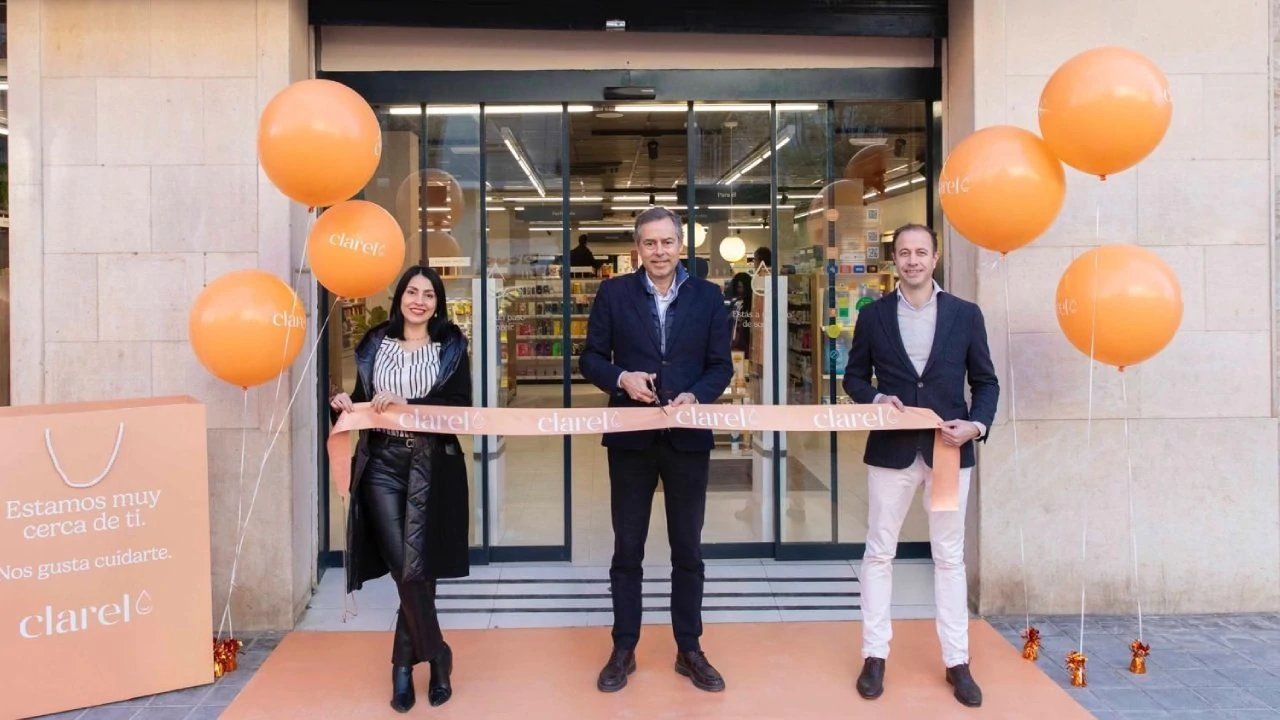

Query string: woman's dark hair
386 265 450 341
729 272 753 301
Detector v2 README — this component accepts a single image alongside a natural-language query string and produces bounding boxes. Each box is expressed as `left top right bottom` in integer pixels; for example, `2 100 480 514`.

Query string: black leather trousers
361 433 446 667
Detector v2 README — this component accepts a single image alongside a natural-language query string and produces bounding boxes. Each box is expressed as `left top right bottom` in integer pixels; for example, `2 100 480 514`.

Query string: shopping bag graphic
0 396 213 720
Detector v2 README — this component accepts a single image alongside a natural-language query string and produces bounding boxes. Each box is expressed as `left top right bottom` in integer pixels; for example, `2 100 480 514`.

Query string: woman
727 272 753 352
330 265 471 712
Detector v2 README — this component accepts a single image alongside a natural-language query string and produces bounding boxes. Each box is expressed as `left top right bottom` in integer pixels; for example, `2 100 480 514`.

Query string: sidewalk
988 613 1280 718
32 560 1280 719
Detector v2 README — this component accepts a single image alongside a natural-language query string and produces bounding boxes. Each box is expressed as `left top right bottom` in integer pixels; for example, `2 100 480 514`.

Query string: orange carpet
221 620 1092 719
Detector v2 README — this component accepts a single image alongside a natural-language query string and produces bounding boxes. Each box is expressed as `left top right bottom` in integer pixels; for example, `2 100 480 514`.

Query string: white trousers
860 455 972 668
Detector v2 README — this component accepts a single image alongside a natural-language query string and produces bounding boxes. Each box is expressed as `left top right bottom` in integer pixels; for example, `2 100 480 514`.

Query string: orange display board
0 396 213 720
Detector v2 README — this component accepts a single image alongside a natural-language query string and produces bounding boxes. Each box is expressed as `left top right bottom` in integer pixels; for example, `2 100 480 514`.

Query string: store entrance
318 69 942 568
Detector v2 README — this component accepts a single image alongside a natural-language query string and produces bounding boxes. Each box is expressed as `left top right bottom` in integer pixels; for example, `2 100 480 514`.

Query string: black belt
371 432 417 449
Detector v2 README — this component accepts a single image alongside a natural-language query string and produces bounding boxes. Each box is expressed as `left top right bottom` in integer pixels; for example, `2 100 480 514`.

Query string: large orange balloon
308 200 407 298
258 79 382 208
1039 47 1172 179
939 126 1066 255
1055 244 1182 370
189 270 307 389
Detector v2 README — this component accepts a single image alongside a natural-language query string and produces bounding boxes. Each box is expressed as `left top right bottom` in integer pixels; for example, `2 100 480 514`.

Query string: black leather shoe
675 651 725 692
946 663 983 707
597 647 636 692
428 644 453 707
856 657 885 700
390 665 415 713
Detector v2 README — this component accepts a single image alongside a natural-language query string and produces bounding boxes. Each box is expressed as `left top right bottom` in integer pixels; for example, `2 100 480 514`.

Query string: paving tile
1148 688 1213 711
1095 688 1165 713
203 685 243 707
146 685 211 707
1248 687 1280 709
131 708 195 720
1193 687 1272 710
79 709 140 720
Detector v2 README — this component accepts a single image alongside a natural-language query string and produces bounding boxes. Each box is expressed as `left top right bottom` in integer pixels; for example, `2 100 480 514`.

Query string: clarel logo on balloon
937 176 971 195
271 311 306 329
328 232 387 257
18 590 153 640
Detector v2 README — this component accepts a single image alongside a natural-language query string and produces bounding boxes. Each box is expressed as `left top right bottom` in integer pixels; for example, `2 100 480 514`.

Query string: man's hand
940 420 982 447
874 394 905 412
619 371 657 403
668 392 698 407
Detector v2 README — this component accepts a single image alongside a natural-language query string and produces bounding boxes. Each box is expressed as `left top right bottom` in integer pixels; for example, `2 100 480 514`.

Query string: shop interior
324 100 936 564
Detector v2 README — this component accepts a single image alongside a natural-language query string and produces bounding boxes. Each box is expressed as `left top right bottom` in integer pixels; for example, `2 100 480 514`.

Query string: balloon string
1079 200 1101 657
265 264 309 444
218 297 340 641
1121 372 1142 641
237 390 249 536
1001 256 1030 635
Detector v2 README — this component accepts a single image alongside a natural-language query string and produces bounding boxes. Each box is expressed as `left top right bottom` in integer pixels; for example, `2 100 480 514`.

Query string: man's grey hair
633 206 684 243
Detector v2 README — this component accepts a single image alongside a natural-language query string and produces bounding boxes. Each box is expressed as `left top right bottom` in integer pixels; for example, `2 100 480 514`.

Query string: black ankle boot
428 643 453 707
391 665 415 713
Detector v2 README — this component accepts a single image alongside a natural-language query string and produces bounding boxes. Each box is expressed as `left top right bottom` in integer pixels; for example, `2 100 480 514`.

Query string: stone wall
8 0 317 630
949 0 1279 614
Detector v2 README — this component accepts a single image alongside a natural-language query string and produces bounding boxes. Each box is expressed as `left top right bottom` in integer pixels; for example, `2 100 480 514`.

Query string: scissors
646 375 668 415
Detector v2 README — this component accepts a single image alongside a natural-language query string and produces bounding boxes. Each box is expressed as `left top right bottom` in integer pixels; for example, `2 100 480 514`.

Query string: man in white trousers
841 223 1000 708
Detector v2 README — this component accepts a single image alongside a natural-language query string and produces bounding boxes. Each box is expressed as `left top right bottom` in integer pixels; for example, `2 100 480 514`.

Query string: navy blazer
842 290 999 469
579 269 734 452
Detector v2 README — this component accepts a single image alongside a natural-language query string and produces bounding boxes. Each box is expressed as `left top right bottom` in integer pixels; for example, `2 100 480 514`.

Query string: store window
322 105 486 555
775 101 934 545
314 82 941 563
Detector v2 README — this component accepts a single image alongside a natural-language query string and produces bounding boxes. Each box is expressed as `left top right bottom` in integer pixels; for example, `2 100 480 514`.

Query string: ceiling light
387 104 594 116
504 196 604 204
719 236 747 262
721 125 795 185
500 127 545 197
611 103 821 114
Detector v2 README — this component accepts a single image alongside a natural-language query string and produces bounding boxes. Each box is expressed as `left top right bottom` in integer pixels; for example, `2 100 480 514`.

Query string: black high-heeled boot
428 643 453 707
391 665 415 713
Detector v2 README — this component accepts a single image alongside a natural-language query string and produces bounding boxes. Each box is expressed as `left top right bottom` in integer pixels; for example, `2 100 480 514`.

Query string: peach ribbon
328 403 961 511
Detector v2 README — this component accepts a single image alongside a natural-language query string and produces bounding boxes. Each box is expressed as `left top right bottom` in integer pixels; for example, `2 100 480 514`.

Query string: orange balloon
1055 244 1182 370
308 200 407 298
189 270 306 389
939 126 1066 255
258 79 382 209
1039 47 1172 179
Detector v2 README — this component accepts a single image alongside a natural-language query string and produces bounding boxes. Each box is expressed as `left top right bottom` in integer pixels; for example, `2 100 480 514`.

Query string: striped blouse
372 336 442 437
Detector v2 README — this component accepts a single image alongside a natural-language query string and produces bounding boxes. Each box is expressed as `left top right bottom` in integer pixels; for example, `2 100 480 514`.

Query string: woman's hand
329 392 353 413
371 390 406 413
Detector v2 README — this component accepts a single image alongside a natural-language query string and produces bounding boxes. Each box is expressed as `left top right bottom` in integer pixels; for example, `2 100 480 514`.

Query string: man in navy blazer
580 206 733 694
842 223 999 708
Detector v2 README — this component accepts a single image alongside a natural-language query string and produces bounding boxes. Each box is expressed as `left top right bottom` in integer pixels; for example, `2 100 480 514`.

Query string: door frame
316 66 943 571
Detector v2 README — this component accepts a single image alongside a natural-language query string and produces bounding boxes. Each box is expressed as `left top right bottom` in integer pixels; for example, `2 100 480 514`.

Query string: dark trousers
607 437 710 653
361 434 446 667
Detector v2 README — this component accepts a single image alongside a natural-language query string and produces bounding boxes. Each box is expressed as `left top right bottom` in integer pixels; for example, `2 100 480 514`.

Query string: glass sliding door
482 105 570 559
322 104 487 558
318 68 944 567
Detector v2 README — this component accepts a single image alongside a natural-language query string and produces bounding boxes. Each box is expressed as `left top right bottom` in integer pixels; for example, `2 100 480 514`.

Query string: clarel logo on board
0 396 213 720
